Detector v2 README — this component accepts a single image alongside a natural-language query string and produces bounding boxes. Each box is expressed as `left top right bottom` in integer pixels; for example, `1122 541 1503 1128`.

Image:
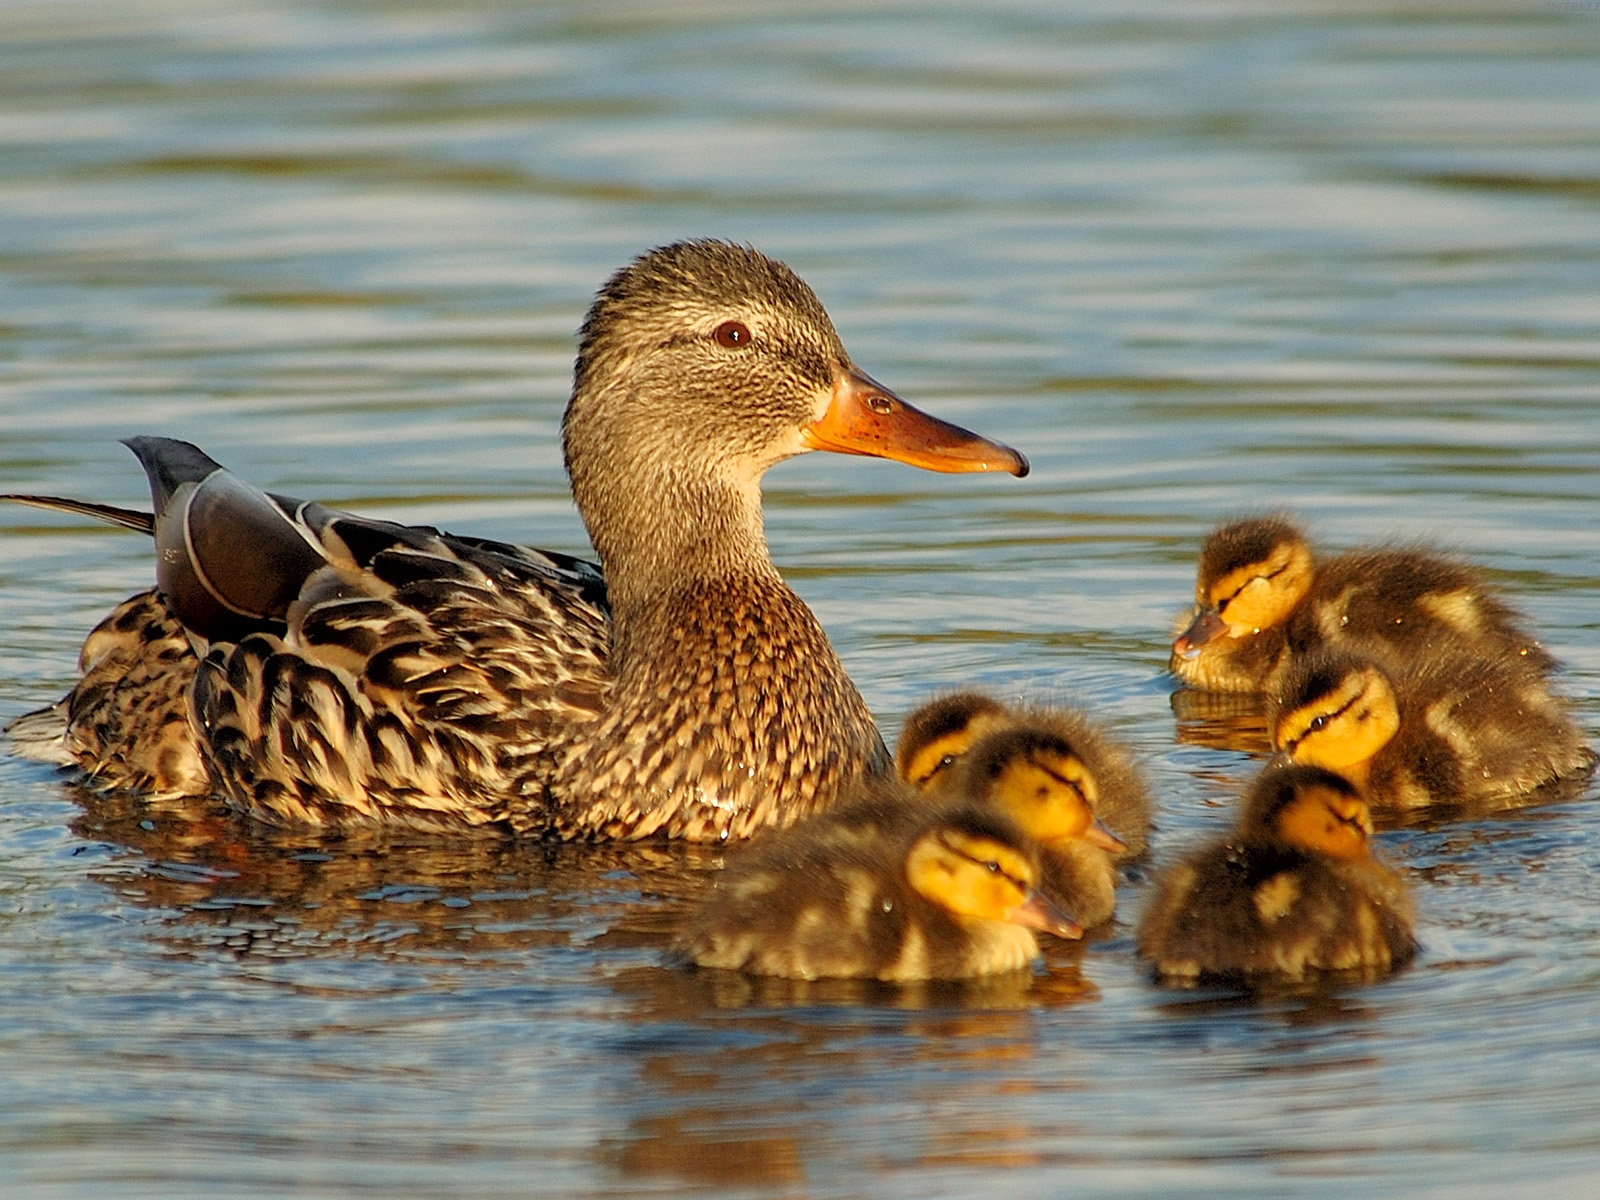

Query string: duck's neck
575 456 781 629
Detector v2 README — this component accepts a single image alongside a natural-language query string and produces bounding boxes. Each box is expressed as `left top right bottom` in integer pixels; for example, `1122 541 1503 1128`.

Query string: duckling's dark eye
713 320 751 348
985 860 1001 874
1310 715 1328 732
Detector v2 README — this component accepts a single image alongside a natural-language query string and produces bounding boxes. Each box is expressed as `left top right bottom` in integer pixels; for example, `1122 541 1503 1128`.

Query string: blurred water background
2 1 1600 1196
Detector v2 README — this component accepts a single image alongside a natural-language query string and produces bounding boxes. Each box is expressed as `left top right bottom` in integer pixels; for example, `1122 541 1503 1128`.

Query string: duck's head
1242 764 1374 861
1174 517 1314 658
904 808 1083 939
563 242 1027 596
955 726 1128 853
1270 651 1401 780
895 691 1010 790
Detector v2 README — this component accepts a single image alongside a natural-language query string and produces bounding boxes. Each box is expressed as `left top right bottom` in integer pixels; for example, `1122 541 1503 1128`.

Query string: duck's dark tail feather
0 494 155 535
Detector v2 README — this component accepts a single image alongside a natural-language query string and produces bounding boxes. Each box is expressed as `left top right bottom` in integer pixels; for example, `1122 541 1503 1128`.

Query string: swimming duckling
947 725 1133 927
895 693 1151 856
1270 645 1594 817
673 805 1081 981
1136 764 1416 983
1170 516 1555 694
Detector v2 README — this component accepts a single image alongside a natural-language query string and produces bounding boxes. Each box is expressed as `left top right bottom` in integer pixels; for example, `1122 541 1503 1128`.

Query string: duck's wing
11 439 614 830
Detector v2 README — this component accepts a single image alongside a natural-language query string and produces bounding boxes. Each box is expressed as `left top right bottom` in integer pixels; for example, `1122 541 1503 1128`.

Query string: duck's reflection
67 783 724 961
1169 687 1271 755
68 783 1105 1190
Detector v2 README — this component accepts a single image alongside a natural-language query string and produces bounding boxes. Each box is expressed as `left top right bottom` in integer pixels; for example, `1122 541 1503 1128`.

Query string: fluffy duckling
1170 516 1555 694
1136 765 1416 983
895 693 1151 856
947 726 1132 928
673 805 1081 981
1270 645 1595 817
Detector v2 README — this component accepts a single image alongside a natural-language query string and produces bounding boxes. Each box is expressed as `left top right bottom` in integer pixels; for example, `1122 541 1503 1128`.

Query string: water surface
3 2 1600 1196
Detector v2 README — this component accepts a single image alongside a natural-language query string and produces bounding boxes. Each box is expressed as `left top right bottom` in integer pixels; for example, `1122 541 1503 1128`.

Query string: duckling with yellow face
673 805 1081 981
1171 516 1556 694
1270 645 1595 817
1136 764 1416 983
894 693 1151 857
946 726 1132 928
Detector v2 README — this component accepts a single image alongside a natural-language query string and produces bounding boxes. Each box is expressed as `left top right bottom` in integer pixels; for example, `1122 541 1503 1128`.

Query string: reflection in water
599 957 1096 1190
1168 687 1272 756
68 783 724 963
67 782 1103 1193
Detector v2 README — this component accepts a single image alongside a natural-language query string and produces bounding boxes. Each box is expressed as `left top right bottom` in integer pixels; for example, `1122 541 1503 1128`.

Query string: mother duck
5 241 1027 840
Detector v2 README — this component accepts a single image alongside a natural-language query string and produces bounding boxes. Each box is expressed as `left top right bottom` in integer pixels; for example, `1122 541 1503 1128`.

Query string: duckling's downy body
1171 516 1555 694
1270 645 1595 817
673 804 1080 981
4 241 1027 839
1137 765 1416 982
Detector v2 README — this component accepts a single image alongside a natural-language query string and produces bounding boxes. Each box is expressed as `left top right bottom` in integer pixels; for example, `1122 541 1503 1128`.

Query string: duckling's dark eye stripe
1288 690 1360 749
939 832 1027 889
1041 766 1089 802
1220 558 1291 606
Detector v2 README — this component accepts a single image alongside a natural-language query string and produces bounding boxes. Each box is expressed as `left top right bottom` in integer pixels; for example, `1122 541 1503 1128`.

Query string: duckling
1170 516 1556 694
2 241 1028 839
1270 644 1594 817
894 693 1151 856
947 725 1133 928
673 805 1082 981
1136 764 1416 983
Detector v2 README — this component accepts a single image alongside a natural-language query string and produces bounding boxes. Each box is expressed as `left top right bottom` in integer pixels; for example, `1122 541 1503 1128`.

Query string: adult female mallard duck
1269 644 1594 818
894 692 1151 856
1170 515 1556 694
3 240 1027 839
1136 764 1416 983
672 804 1081 981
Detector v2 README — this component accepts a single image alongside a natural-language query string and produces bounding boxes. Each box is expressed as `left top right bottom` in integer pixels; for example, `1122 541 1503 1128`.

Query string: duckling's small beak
1083 816 1128 855
802 367 1029 477
1009 891 1083 940
1173 606 1227 658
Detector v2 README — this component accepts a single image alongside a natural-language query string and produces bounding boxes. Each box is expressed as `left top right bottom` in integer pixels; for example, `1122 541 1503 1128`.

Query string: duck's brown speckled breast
543 573 890 841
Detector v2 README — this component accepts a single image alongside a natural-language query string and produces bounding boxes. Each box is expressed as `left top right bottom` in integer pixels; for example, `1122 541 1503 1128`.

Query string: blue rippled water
2 2 1599 1196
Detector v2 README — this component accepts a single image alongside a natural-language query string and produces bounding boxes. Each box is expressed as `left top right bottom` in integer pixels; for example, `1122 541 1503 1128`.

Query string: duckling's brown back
1291 548 1558 677
1137 839 1415 981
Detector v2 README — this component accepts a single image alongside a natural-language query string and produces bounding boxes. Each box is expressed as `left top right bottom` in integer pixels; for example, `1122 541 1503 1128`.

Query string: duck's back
1291 549 1556 675
1373 646 1594 814
183 518 616 831
1137 841 1415 981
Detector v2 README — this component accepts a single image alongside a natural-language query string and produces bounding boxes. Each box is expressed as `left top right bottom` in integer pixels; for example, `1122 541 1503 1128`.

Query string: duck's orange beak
802 367 1029 477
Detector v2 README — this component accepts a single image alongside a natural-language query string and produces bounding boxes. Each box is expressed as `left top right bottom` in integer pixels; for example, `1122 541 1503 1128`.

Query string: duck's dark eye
713 320 751 348
1310 715 1328 732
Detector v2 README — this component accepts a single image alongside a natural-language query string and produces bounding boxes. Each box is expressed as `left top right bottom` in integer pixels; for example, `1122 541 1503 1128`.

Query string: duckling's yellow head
903 808 1083 939
895 691 1009 790
1175 517 1314 656
1242 764 1374 862
1271 652 1401 778
955 727 1127 853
